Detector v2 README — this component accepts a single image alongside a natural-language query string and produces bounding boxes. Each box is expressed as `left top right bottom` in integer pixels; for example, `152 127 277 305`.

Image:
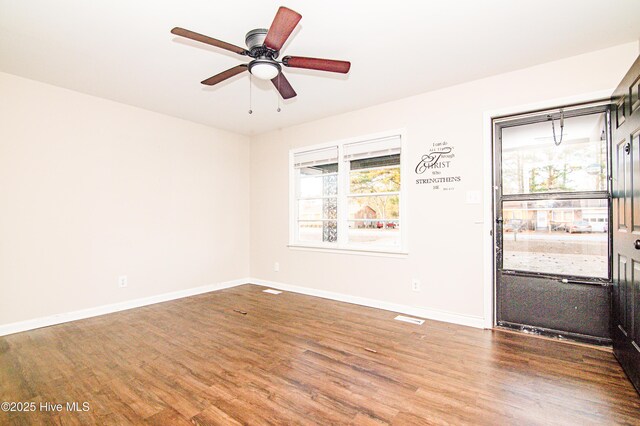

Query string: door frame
482 90 615 329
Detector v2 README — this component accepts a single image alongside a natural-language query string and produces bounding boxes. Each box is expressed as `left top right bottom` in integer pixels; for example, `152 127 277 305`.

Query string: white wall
2 42 638 331
249 42 639 325
0 72 250 326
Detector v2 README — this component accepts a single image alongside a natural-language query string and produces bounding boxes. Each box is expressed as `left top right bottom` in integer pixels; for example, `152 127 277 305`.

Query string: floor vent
263 289 283 295
394 315 425 325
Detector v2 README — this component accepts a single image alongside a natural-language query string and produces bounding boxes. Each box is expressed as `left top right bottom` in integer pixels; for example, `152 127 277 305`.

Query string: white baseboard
249 278 486 329
0 278 250 336
0 277 485 336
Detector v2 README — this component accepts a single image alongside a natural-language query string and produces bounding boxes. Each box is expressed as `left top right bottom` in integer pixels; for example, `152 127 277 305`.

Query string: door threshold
493 326 613 353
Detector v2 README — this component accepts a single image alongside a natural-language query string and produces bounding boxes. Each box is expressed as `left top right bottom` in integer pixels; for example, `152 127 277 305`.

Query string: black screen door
494 104 613 345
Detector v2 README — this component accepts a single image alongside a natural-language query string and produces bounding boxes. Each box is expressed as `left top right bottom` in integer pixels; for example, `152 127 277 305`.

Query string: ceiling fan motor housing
245 29 268 50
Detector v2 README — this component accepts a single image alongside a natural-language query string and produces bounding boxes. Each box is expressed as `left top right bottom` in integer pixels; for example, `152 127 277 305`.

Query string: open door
612 55 640 394
494 105 612 345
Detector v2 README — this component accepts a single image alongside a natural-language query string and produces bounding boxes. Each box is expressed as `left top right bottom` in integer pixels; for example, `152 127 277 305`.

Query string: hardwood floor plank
191 403 243 426
144 407 192 426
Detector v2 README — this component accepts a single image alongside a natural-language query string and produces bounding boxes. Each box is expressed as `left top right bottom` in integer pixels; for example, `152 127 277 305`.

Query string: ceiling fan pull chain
277 74 282 112
248 74 253 114
550 109 564 146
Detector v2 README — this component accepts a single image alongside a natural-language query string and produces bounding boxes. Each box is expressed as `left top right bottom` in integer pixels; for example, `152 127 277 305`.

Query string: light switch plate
465 190 481 204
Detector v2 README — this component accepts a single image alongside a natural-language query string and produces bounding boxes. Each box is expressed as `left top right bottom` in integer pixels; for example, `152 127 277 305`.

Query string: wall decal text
415 141 461 191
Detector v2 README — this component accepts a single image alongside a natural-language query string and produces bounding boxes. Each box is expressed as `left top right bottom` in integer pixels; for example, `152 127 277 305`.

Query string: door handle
635 240 640 250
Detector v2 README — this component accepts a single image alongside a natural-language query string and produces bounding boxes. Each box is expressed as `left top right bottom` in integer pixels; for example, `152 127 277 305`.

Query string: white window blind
343 136 401 161
294 146 338 169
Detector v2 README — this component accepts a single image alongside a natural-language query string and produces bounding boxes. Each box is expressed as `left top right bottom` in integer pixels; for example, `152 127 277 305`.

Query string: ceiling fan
171 6 351 100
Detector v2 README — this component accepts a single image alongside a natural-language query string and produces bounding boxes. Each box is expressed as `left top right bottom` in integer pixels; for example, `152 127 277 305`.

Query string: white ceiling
1 0 639 136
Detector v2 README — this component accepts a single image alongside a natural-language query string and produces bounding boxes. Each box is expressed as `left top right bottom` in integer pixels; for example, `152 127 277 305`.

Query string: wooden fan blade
171 27 247 55
263 7 302 51
201 65 248 86
271 73 297 99
283 56 351 74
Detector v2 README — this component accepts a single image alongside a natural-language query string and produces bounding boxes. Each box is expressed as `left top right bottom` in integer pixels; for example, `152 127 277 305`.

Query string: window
290 133 405 253
497 110 610 279
294 147 339 244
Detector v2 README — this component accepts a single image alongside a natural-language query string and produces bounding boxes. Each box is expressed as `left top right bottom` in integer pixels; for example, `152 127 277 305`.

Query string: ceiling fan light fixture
248 60 280 80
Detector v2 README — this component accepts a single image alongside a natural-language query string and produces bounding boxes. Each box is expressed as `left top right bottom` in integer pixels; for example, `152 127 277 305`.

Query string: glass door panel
501 199 608 278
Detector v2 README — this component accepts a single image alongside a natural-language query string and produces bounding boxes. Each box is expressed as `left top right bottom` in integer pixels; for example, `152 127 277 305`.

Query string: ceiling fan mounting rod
247 45 279 60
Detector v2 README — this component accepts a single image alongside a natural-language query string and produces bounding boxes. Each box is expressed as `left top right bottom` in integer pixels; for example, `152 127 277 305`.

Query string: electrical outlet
274 262 280 272
118 275 128 288
412 278 421 292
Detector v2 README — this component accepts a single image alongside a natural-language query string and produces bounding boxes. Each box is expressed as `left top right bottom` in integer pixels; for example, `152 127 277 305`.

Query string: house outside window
290 132 407 254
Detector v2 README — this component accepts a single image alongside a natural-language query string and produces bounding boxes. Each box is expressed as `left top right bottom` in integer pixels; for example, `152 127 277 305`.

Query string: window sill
287 244 408 258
